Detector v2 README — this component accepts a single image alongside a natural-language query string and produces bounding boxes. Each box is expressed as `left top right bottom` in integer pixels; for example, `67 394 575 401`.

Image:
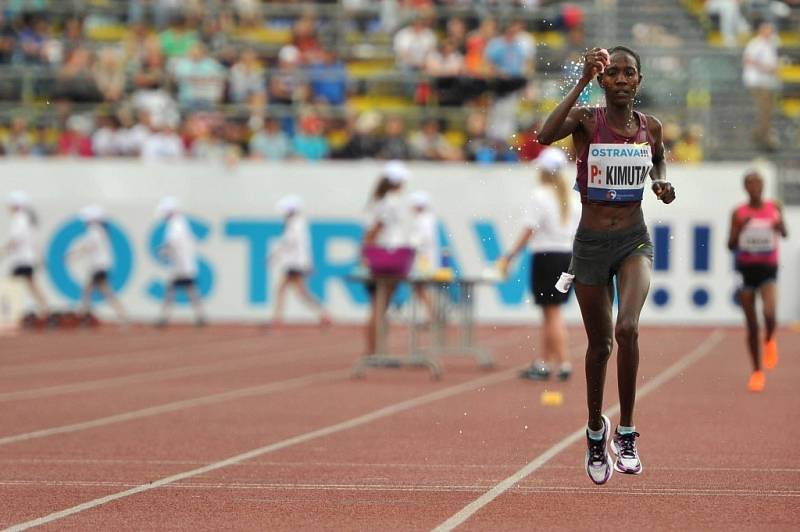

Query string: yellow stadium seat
87 25 130 42
349 95 413 112
779 65 800 83
532 31 565 49
232 27 291 45
444 130 465 147
346 60 396 77
782 98 800 118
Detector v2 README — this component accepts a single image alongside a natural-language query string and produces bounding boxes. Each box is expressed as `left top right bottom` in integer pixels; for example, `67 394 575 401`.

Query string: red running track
0 323 797 531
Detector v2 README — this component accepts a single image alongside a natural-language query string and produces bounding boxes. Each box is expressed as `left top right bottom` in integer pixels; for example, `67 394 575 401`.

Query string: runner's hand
582 48 610 81
652 181 676 204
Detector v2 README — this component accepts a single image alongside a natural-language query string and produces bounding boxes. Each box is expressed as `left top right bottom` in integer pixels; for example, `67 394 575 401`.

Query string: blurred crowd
703 0 799 47
0 2 717 164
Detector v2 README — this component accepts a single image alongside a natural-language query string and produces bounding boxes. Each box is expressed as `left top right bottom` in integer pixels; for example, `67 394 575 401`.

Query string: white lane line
4 458 798 474
432 329 726 532
0 334 343 402
0 369 349 447
2 479 798 497
0 332 268 377
3 365 527 532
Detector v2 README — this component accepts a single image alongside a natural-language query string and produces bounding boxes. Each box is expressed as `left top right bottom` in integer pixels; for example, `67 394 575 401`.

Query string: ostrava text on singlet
576 108 655 205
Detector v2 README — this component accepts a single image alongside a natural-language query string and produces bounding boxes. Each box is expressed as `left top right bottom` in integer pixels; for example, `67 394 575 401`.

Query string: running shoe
557 363 572 381
585 414 613 485
763 339 778 370
747 370 765 392
519 361 550 380
611 430 643 474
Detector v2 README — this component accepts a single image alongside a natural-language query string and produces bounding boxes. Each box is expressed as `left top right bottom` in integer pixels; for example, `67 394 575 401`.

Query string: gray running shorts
571 218 654 286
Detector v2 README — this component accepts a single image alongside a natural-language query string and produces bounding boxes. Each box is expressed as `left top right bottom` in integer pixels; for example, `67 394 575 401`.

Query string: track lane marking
2 365 532 531
432 329 726 532
0 370 349 447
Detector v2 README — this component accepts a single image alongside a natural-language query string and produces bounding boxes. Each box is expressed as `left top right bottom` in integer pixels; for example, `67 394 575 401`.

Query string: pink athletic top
576 108 655 205
734 201 780 266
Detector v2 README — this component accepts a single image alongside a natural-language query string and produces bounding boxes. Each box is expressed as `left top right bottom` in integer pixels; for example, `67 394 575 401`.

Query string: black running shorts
736 263 777 290
571 218 654 286
530 252 572 306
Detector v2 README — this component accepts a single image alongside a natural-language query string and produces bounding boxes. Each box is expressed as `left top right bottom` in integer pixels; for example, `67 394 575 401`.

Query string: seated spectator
463 112 497 163
159 13 199 59
515 118 545 162
94 47 126 102
425 39 466 105
672 124 705 163
292 112 329 161
558 3 585 47
172 43 226 110
200 9 236 62
485 21 532 80
249 116 291 160
393 12 437 72
0 11 17 65
465 18 497 77
662 121 681 160
60 15 85 56
446 17 467 53
228 47 266 105
190 120 229 161
3 116 33 156
131 38 169 97
378 115 411 160
17 13 48 65
124 23 151 66
58 114 94 158
269 45 310 105
334 111 382 159
292 13 321 63
117 109 153 157
140 117 185 161
308 50 348 105
30 122 57 157
91 114 125 157
54 47 102 102
409 118 463 161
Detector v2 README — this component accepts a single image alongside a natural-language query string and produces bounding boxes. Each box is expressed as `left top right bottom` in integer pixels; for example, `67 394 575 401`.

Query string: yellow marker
540 391 564 406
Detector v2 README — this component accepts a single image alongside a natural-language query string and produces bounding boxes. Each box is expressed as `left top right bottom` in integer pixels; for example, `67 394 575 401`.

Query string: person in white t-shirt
2 191 49 318
66 205 128 324
499 147 580 381
361 160 409 355
268 195 331 327
155 197 206 327
408 190 438 318
742 21 780 151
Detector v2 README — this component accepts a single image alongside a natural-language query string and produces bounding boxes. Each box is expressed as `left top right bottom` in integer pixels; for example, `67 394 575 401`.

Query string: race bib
739 220 776 253
587 143 653 202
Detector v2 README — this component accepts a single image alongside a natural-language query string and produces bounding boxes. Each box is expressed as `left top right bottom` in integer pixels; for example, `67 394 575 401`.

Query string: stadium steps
613 0 708 47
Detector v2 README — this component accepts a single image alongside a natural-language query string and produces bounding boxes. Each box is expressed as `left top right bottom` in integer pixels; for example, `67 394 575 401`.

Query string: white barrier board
0 159 796 325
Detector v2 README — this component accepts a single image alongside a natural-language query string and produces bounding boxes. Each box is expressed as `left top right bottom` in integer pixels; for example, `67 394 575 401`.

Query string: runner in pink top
727 170 788 392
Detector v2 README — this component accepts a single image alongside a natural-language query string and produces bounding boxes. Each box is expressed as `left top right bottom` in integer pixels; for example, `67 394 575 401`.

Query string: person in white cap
2 191 49 318
155 196 206 327
361 160 410 354
66 205 128 324
268 194 331 327
408 190 438 318
498 146 580 381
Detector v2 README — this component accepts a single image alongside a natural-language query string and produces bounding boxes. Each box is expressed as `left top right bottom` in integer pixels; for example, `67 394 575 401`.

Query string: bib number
587 143 653 202
739 221 776 253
